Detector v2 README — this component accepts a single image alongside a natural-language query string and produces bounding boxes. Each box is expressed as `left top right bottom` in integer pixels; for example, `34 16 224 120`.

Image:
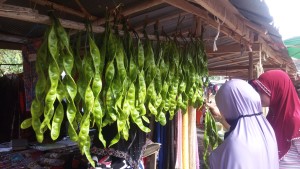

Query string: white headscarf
209 79 279 169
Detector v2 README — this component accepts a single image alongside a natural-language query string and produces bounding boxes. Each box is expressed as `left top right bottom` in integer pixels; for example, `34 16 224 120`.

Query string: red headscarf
253 70 300 159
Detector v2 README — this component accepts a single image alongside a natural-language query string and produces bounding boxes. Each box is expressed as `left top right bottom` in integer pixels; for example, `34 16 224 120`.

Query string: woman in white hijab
208 79 279 169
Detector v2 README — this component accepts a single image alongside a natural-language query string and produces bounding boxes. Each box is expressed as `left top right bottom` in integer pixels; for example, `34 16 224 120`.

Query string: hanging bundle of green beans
203 108 223 169
21 10 211 167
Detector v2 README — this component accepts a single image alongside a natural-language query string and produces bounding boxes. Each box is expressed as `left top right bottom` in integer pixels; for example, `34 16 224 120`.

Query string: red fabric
253 70 300 158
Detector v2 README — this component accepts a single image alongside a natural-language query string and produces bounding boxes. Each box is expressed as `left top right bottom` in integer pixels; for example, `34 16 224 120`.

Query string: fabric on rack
167 117 175 169
155 113 177 169
155 122 165 169
188 106 196 169
195 125 200 169
22 42 40 111
175 110 182 169
182 109 189 169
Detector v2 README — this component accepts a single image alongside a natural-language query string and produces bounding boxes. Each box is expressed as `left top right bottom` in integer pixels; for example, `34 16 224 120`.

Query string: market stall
0 0 298 169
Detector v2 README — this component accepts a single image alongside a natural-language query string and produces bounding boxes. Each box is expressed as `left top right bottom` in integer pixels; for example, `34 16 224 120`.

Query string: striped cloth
279 139 300 168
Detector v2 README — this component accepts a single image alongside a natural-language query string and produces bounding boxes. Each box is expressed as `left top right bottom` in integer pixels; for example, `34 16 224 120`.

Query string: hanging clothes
182 109 189 169
175 110 183 169
188 106 196 169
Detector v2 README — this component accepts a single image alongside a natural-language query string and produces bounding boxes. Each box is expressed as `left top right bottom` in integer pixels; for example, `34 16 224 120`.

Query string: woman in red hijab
252 70 300 167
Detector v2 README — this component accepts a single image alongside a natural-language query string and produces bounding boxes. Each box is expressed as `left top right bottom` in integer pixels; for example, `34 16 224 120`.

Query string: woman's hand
205 102 230 131
206 102 223 122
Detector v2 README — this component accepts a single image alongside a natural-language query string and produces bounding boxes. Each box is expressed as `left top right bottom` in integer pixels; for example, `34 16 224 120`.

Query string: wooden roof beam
73 0 95 20
30 0 97 20
93 0 164 26
208 57 259 68
206 43 260 54
0 33 28 44
134 11 189 31
0 4 190 42
0 41 23 50
163 0 252 42
192 0 267 41
0 4 105 32
209 65 285 71
191 0 292 70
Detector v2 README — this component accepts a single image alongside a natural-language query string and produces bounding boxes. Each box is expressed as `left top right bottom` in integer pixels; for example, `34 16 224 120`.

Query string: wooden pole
248 45 253 80
73 0 95 20
30 0 96 20
92 0 163 25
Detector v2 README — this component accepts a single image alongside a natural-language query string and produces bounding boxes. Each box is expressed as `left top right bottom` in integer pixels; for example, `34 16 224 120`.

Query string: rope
213 9 227 51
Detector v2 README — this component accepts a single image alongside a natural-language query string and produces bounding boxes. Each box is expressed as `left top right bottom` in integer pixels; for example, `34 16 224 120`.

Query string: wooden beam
73 0 95 20
209 66 250 71
93 0 164 25
192 0 267 41
190 0 295 73
0 4 196 43
0 33 28 44
0 4 105 32
0 41 23 50
208 52 238 61
209 64 285 71
134 11 189 31
248 51 253 80
30 0 96 20
209 71 249 79
208 56 259 68
206 43 260 54
162 0 253 47
194 16 202 36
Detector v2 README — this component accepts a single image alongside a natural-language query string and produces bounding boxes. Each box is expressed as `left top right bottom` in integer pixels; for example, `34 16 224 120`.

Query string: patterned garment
88 154 145 169
89 155 132 169
279 139 300 168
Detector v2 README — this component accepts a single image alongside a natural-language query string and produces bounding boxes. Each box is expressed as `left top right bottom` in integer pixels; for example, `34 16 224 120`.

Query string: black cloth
224 112 263 139
92 122 146 169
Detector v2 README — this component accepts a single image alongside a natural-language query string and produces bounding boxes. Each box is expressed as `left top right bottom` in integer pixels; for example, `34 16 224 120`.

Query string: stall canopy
0 0 298 81
284 37 300 59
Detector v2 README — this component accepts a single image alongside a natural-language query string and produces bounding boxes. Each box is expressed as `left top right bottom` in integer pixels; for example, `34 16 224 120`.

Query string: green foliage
0 49 23 76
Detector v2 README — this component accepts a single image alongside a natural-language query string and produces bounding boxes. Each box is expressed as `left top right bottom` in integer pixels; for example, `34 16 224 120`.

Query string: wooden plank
0 4 195 42
208 57 259 68
191 0 296 73
93 0 164 25
30 0 96 20
248 51 253 80
134 11 189 31
0 4 105 32
194 15 202 36
0 41 23 50
0 33 28 44
162 0 253 46
192 0 267 41
209 64 285 71
206 43 260 54
73 0 95 20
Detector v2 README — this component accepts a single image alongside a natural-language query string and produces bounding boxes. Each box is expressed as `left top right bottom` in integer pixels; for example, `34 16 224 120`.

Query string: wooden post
248 45 253 80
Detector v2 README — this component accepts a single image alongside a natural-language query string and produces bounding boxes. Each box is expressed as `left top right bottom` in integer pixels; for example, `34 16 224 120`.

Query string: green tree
0 49 23 76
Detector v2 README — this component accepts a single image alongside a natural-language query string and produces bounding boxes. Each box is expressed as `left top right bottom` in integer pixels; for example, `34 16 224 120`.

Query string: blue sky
264 0 300 40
